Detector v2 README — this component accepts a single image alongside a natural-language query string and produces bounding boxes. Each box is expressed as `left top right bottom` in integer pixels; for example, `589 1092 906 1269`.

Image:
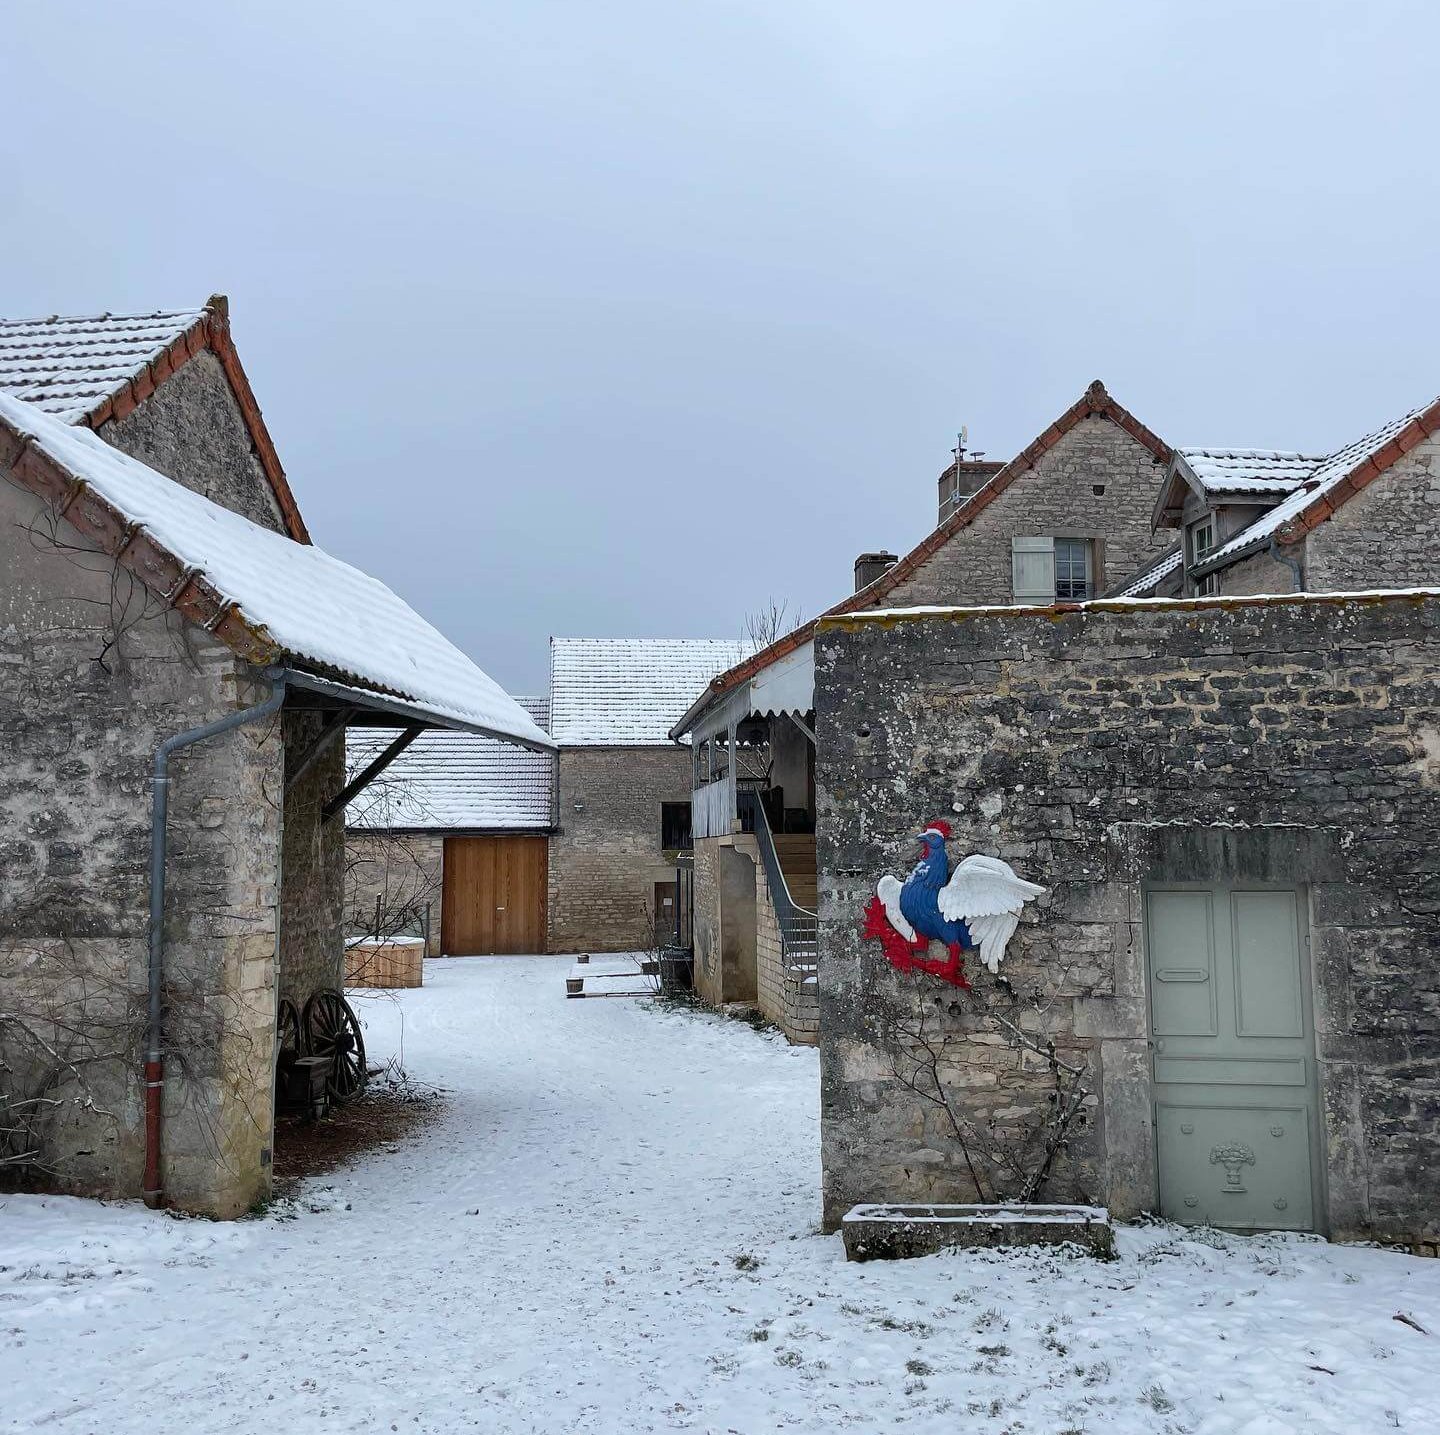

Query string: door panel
1232 891 1304 1038
442 837 548 955
1148 890 1217 1037
1156 1102 1315 1231
1146 885 1321 1232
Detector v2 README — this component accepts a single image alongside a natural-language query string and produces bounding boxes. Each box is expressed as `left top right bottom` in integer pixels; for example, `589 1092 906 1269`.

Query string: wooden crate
344 937 424 989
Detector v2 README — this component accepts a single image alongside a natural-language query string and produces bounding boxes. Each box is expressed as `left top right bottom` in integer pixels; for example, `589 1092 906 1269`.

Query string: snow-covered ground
2 956 1437 1434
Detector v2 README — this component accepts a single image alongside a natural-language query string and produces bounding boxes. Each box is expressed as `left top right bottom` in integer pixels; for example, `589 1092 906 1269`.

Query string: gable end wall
880 415 1172 607
98 349 287 534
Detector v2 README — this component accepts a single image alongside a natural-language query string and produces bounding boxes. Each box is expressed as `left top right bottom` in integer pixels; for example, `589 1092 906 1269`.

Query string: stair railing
736 788 818 973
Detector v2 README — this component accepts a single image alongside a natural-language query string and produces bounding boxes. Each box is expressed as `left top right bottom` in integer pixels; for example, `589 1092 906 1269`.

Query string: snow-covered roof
0 308 206 421
348 698 554 830
1200 395 1440 571
1177 448 1320 496
549 637 752 745
1113 546 1182 598
0 392 552 749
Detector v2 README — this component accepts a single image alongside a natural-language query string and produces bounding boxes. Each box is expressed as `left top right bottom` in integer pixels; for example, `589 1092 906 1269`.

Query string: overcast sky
4 2 1438 692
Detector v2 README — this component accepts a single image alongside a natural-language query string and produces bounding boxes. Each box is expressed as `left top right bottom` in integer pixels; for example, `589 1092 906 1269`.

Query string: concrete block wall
814 593 1440 1241
549 745 694 952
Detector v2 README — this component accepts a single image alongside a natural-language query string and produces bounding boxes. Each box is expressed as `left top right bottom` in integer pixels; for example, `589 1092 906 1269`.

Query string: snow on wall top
347 698 554 830
0 392 552 749
1204 395 1440 568
549 637 752 746
0 308 205 421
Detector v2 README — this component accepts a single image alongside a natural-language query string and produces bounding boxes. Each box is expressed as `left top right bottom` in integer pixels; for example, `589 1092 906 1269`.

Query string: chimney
938 455 1006 525
854 551 898 592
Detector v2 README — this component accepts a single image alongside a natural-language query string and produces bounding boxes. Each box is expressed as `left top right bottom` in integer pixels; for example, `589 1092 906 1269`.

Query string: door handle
1152 1039 1166 1054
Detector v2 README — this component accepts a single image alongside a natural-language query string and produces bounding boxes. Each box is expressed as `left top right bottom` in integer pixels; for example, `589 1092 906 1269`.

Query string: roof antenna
952 425 986 464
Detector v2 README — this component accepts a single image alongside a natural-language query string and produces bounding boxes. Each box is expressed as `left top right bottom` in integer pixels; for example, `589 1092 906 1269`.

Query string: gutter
144 669 287 1209
1268 533 1306 592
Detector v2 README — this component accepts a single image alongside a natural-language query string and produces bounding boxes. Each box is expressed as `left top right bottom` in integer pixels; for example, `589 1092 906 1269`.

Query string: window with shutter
1011 536 1056 604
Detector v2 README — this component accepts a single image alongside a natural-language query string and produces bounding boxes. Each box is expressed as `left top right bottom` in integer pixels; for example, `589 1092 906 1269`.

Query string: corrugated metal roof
549 637 751 745
347 699 554 830
0 308 205 421
1113 546 1182 598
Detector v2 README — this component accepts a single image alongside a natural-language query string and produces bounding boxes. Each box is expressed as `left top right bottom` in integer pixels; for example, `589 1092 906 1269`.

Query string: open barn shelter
0 320 550 1218
346 699 555 957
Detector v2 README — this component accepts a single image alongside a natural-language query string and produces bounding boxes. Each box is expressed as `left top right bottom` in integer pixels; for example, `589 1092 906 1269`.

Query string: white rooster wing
875 874 916 943
936 854 1046 974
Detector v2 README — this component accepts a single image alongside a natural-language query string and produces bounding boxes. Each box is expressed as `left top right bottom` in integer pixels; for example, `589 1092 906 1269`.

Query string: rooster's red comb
923 819 952 839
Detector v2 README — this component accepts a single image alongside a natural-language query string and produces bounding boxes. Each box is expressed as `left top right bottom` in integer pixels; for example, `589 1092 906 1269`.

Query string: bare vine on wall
885 958 1100 1205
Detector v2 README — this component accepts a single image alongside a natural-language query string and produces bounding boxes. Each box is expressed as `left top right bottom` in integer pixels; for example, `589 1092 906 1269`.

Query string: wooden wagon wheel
303 989 367 1102
276 998 303 1061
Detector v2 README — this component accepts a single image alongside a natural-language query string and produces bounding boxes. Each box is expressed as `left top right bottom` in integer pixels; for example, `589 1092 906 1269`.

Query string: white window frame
1189 517 1219 597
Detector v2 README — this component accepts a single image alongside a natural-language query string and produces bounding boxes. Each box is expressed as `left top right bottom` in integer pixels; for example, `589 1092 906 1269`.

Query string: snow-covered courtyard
2 956 1437 1434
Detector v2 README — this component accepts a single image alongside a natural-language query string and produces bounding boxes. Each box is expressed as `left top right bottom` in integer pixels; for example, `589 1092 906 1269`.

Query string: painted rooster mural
862 820 1045 988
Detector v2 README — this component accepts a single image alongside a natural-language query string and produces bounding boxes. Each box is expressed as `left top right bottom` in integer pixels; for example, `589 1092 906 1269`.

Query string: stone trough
841 1203 1115 1261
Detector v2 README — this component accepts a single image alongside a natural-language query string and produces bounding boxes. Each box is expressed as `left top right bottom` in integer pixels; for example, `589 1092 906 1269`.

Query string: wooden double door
441 836 548 955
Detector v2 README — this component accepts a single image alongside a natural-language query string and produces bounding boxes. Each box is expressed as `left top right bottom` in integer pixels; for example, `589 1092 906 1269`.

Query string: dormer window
1189 517 1218 596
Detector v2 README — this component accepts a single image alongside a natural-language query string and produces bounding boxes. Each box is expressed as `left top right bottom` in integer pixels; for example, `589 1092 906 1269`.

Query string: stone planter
842 1203 1115 1261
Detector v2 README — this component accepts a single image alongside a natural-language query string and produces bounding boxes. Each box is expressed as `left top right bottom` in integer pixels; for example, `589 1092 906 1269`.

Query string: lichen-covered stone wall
0 477 281 1217
549 745 693 952
814 594 1440 1243
99 350 287 534
881 414 1172 606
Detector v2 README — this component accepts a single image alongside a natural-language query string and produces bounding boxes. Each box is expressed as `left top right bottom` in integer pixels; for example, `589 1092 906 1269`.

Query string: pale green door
1146 886 1322 1232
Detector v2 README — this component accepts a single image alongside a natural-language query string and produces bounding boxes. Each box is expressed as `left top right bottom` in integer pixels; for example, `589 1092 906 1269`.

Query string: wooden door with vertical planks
441 836 548 954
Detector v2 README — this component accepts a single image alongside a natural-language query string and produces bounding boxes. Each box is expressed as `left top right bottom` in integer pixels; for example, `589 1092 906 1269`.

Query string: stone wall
1306 432 1440 591
882 414 1172 607
0 477 281 1217
814 593 1440 1242
753 853 818 1045
279 713 346 1004
549 745 694 952
690 836 757 1007
344 832 445 956
100 350 288 535
1218 548 1298 596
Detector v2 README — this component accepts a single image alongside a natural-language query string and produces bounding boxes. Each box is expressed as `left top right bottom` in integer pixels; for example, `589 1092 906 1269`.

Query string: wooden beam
322 724 423 823
285 706 356 795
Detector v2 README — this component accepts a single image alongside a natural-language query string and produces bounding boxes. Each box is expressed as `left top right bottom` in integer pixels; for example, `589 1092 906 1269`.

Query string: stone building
0 304 549 1217
345 700 554 956
672 381 1174 1044
548 637 748 953
813 590 1440 1248
1116 390 1440 600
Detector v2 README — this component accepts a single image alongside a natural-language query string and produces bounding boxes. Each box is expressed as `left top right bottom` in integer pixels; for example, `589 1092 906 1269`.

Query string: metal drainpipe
144 668 288 1209
1268 534 1306 592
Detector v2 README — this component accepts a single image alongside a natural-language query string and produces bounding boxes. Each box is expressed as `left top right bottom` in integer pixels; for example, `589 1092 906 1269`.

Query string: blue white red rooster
862 820 1045 988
